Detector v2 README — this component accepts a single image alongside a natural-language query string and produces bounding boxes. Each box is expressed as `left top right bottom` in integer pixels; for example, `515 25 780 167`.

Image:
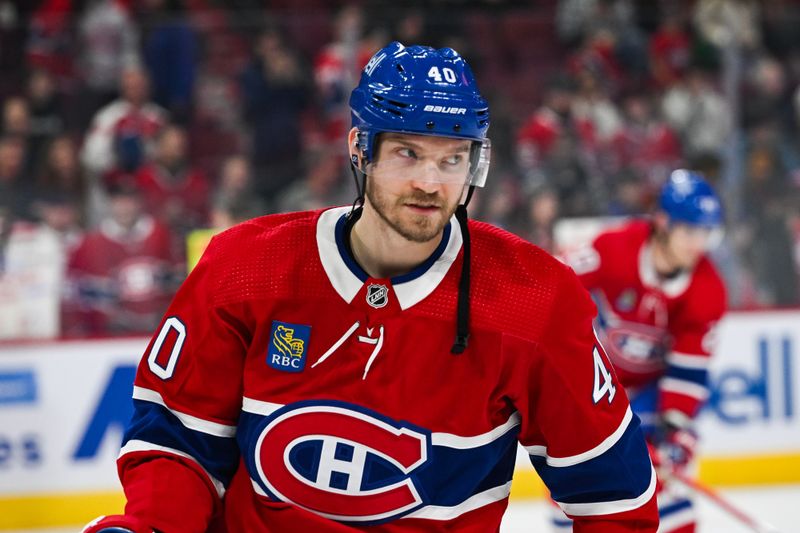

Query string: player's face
365 133 469 243
664 223 717 269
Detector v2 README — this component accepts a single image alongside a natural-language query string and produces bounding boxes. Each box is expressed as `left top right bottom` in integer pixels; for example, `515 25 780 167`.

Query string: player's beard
365 179 459 243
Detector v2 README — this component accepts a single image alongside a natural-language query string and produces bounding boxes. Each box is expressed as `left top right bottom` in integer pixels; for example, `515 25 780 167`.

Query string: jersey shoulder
594 219 650 252
467 220 592 341
686 256 727 319
201 209 329 306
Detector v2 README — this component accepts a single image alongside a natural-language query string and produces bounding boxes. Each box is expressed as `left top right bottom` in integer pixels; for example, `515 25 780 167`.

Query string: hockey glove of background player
650 409 698 476
82 515 155 533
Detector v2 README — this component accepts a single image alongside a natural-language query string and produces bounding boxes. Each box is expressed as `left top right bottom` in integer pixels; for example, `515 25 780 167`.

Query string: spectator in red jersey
516 74 593 179
313 5 364 126
610 91 682 189
516 75 597 216
135 124 210 238
313 5 387 141
25 0 74 83
62 180 180 337
81 65 167 178
649 9 692 89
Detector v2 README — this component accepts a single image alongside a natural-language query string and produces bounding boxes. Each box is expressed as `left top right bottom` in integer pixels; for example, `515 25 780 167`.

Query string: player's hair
348 42 491 354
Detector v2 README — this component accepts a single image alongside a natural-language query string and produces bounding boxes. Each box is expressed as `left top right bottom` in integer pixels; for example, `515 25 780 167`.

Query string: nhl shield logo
366 284 389 309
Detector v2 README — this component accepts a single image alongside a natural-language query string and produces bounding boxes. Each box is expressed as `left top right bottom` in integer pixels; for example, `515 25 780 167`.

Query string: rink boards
0 310 799 529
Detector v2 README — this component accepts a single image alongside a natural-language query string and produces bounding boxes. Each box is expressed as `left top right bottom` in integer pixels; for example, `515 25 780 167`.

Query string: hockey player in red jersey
561 170 727 532
85 42 658 533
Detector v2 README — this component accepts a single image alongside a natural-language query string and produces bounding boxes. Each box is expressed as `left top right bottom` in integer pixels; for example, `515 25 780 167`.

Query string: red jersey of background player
567 219 726 419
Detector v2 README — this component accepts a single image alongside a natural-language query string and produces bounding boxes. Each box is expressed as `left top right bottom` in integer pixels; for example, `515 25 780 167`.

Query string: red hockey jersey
119 207 658 532
566 220 726 419
63 216 180 336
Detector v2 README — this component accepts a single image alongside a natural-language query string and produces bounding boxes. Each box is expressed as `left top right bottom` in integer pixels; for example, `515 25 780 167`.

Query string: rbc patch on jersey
267 321 311 373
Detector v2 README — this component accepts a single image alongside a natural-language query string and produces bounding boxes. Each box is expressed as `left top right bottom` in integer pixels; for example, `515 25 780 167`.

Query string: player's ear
348 127 360 167
653 212 669 233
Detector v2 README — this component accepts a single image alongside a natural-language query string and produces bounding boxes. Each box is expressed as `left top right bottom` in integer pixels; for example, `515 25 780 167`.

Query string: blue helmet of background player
349 41 491 188
659 169 723 227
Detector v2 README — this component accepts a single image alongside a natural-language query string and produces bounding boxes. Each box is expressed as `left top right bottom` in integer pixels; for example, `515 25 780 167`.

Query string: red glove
650 410 698 475
82 515 154 533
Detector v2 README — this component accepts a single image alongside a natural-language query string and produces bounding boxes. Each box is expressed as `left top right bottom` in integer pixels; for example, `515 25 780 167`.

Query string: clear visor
362 135 491 188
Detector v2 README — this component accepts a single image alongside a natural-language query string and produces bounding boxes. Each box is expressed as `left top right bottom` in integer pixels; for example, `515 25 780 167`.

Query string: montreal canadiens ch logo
254 403 429 522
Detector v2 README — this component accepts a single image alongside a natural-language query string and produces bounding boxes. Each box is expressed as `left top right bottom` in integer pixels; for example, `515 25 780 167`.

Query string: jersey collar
316 206 463 309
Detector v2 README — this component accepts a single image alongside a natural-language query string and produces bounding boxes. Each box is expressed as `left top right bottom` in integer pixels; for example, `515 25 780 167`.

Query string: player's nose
409 160 444 189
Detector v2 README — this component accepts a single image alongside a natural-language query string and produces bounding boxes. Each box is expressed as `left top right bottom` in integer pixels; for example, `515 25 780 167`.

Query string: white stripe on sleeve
660 377 709 400
119 439 226 498
524 407 633 467
133 386 237 438
666 351 710 370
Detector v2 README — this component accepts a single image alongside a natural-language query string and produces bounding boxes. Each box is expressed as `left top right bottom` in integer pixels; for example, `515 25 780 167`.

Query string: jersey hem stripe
402 481 512 520
556 464 656 516
132 386 237 437
430 412 520 449
119 439 226 498
524 407 633 467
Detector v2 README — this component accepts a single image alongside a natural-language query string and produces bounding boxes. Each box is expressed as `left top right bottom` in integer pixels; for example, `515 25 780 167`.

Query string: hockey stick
668 471 781 533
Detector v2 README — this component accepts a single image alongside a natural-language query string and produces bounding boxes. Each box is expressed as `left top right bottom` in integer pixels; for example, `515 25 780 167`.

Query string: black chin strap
348 160 366 217
451 186 476 355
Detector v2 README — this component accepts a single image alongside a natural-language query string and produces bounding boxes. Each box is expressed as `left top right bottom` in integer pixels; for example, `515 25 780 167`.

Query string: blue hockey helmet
659 170 723 227
349 41 491 187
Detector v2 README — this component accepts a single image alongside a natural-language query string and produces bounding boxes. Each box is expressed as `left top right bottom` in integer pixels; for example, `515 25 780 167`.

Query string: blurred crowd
0 0 798 340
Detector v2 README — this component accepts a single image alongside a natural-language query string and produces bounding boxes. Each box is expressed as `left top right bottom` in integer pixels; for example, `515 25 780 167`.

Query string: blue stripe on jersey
530 413 652 504
660 498 692 518
589 291 611 331
238 408 518 510
333 212 452 285
665 364 708 387
415 425 518 506
124 399 239 487
629 383 658 437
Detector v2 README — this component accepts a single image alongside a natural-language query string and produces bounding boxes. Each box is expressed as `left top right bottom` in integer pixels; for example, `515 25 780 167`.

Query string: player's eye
397 147 417 159
443 154 462 166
